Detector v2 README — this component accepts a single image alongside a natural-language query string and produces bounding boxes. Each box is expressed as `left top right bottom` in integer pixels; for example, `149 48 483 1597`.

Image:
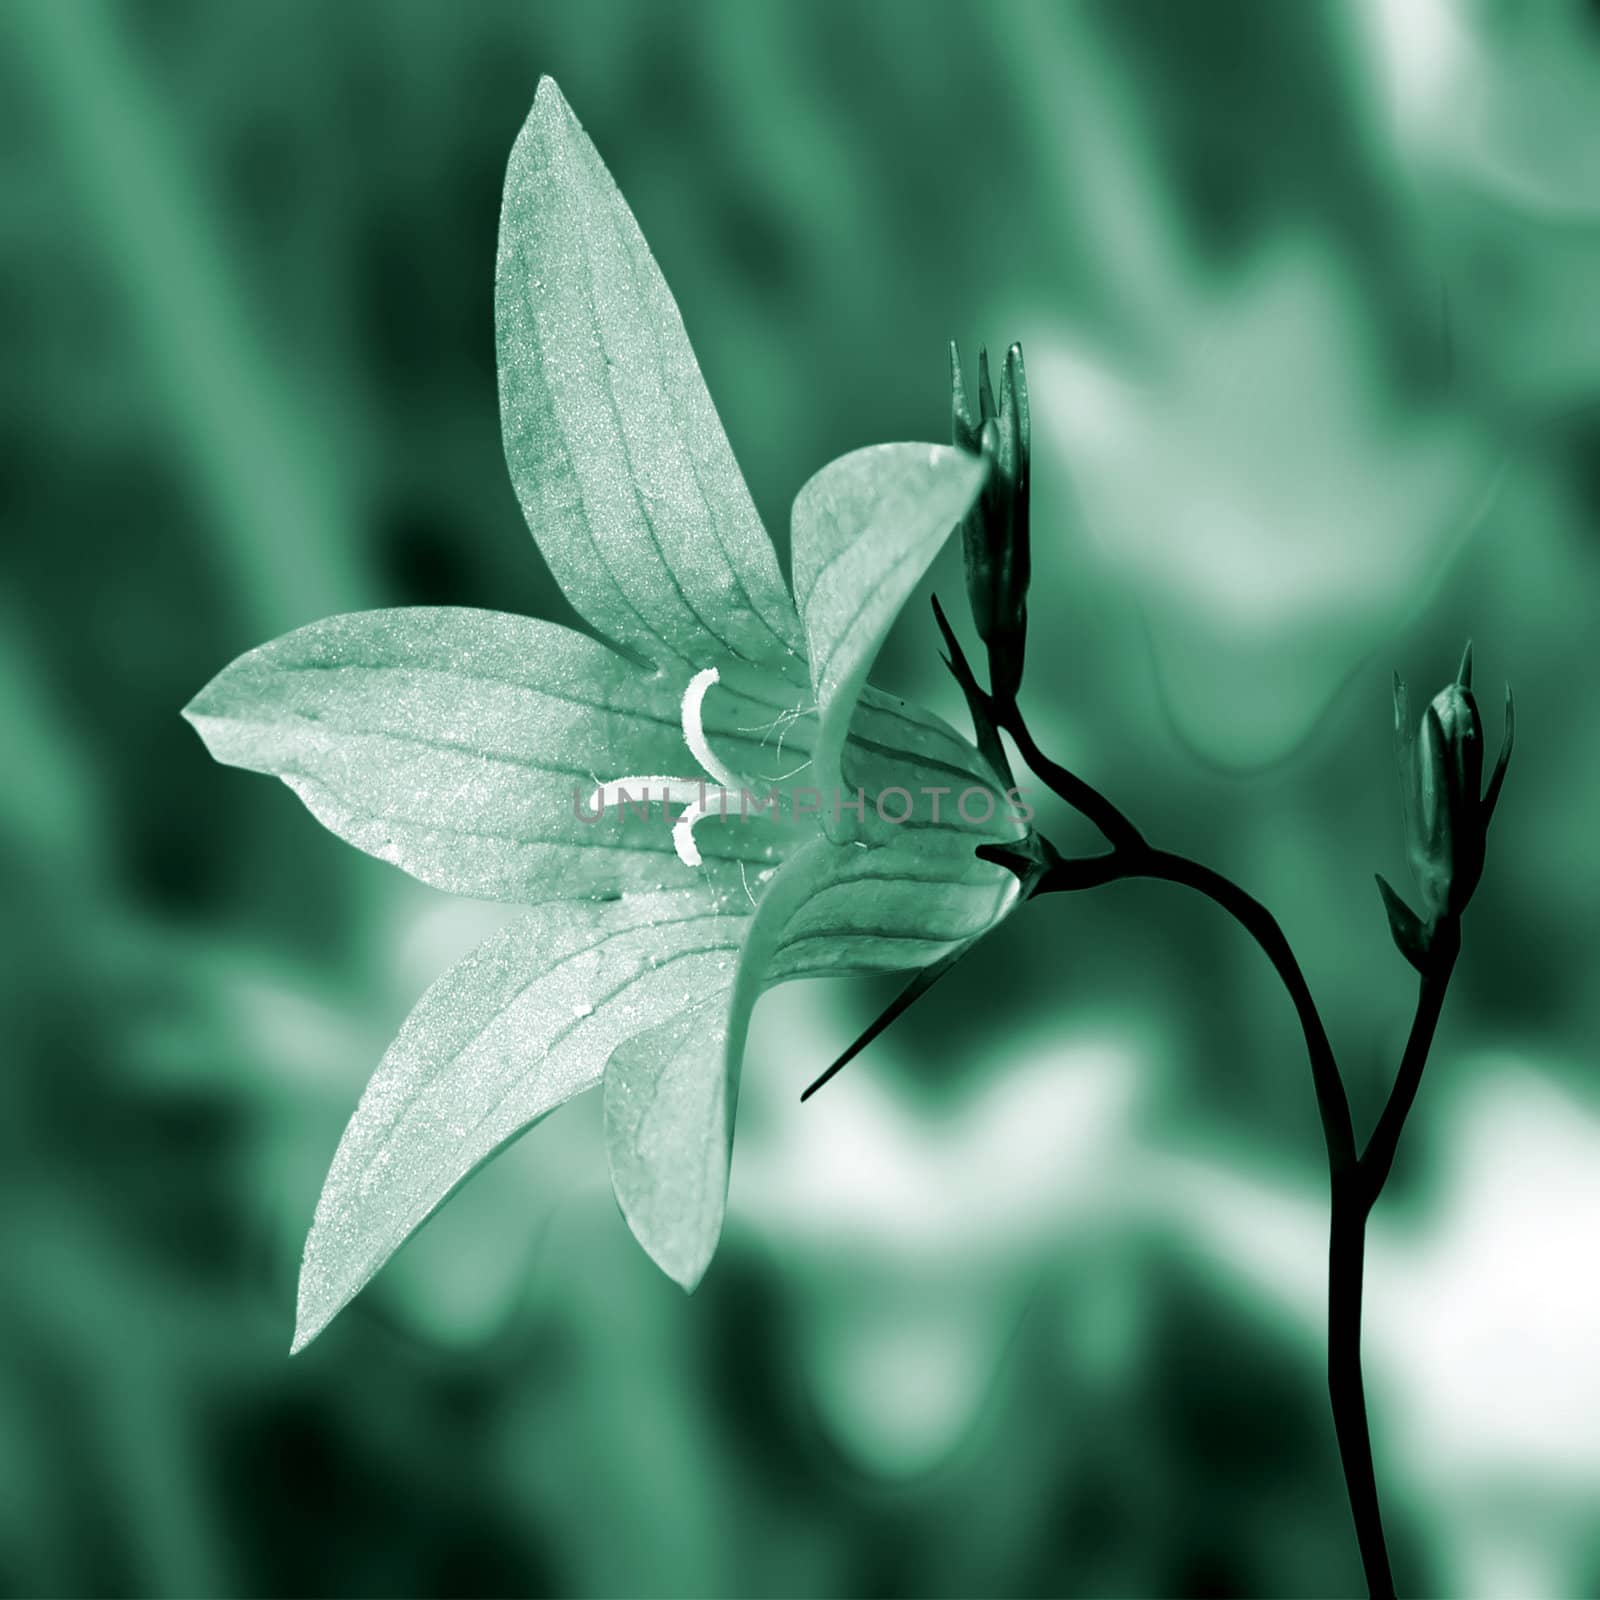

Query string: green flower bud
951 340 1030 701
1387 641 1514 941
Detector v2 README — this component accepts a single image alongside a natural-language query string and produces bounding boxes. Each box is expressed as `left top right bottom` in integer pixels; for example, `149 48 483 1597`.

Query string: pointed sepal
1482 681 1514 829
800 943 968 1101
1393 671 1417 845
951 340 981 455
1376 873 1431 973
975 831 1060 893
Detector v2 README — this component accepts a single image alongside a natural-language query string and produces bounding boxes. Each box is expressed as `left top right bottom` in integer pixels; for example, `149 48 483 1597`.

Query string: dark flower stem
1326 1185 1387 1595
998 704 1144 856
1362 917 1460 1201
1003 691 1462 1600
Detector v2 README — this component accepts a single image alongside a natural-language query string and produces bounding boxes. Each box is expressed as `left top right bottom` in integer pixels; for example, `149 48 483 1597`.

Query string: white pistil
670 791 722 868
681 667 740 791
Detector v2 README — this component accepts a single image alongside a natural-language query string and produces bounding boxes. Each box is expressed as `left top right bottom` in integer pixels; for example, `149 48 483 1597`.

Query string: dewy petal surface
292 886 751 1351
496 78 804 674
184 608 805 902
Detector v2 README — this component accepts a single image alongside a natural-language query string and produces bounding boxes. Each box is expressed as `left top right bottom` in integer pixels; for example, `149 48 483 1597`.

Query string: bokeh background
5 0 1600 1594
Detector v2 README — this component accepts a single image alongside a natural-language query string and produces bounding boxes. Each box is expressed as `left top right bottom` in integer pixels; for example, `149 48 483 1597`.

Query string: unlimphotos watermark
573 783 1035 828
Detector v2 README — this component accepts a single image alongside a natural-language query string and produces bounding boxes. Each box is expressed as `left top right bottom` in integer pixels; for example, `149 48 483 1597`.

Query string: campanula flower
185 80 1023 1346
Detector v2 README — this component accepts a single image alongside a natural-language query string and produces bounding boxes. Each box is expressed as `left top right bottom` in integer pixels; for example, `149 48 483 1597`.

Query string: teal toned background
5 1 1600 1594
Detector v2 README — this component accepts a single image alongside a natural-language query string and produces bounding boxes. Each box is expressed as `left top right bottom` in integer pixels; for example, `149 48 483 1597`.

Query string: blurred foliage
5 0 1600 1594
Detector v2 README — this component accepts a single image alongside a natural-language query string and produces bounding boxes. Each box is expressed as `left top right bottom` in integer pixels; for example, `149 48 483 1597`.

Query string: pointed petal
1375 873 1430 973
184 609 795 901
791 443 987 801
291 888 747 1350
602 836 833 1290
602 995 738 1290
496 79 803 672
1483 681 1514 827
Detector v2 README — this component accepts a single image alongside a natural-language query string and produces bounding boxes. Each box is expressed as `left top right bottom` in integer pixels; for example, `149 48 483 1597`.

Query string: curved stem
1034 844 1390 1592
995 696 1144 853
1361 916 1460 1199
967 683 1464 1596
1038 845 1356 1174
1328 1185 1393 1598
990 691 1360 1172
1325 916 1459 1600
1142 849 1358 1174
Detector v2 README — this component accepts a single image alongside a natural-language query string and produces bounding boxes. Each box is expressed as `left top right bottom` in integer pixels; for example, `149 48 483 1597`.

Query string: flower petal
790 444 987 803
604 831 1019 1290
767 828 1019 978
291 886 749 1350
602 994 738 1291
496 79 803 673
183 607 794 901
843 685 1023 844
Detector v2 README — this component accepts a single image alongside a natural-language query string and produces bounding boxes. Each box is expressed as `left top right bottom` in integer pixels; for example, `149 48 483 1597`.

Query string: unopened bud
950 340 1031 700
1386 641 1514 941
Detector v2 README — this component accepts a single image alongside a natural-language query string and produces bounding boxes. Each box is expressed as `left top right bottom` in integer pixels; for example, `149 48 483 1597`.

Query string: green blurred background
5 1 1600 1593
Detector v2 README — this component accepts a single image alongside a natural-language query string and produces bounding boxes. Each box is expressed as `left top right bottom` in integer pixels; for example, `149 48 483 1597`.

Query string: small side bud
1389 643 1510 933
